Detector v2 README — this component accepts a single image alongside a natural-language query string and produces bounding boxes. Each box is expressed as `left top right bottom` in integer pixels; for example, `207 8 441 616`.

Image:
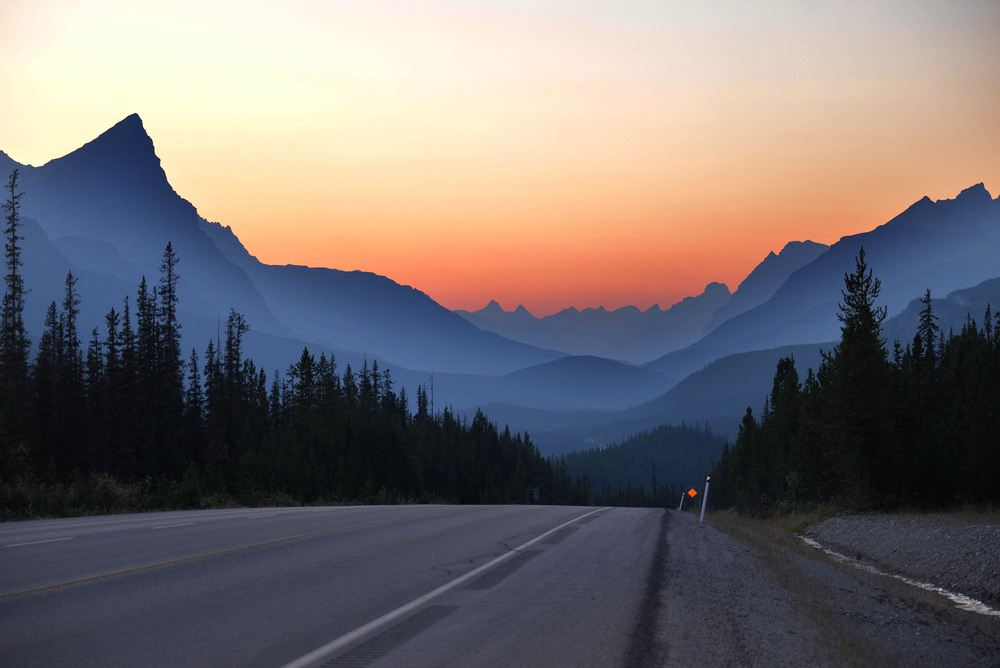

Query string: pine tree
1 169 30 378
59 272 86 475
156 243 185 476
822 248 893 506
918 288 940 365
1 169 31 481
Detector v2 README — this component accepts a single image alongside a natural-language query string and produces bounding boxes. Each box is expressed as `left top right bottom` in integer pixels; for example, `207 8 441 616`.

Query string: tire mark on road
625 508 669 667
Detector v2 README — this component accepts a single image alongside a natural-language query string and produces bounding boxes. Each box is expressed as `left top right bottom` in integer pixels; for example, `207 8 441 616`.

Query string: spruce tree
1 170 30 480
1 169 30 379
822 248 893 506
917 288 940 365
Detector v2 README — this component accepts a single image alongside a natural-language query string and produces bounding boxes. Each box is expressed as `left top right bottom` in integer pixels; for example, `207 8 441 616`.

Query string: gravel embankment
659 510 1000 666
807 515 1000 607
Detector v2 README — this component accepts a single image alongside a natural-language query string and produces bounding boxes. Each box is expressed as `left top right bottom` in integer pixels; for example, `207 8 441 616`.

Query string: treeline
711 249 1000 514
558 423 725 507
0 171 586 517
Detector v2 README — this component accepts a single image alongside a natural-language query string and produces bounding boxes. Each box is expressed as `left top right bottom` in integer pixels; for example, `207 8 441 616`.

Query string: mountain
646 184 1000 380
442 355 676 412
199 221 559 375
490 342 830 455
2 114 561 376
457 282 732 364
10 115 284 335
702 240 828 336
884 275 1000 345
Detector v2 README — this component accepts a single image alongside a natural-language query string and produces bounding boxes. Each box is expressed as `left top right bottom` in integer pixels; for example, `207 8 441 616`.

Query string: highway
0 505 667 667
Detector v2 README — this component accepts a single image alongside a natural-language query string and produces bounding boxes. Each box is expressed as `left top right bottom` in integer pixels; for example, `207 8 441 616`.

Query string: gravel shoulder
655 509 1000 667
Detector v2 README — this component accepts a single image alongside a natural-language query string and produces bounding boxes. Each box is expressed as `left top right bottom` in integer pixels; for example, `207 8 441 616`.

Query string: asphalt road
0 505 667 667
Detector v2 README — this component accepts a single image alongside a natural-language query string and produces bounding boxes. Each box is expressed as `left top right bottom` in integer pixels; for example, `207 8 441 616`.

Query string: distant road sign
687 489 697 497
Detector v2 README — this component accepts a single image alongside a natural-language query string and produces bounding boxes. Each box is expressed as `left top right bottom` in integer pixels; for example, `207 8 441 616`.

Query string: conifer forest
711 249 1000 513
2 170 998 519
0 172 589 517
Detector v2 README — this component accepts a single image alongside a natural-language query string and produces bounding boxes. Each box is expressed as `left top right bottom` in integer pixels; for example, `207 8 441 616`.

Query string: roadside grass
707 509 998 667
876 505 1000 527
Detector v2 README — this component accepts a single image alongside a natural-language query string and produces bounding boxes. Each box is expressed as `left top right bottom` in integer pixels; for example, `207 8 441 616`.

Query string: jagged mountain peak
702 281 731 298
779 240 826 255
949 182 992 204
48 113 156 167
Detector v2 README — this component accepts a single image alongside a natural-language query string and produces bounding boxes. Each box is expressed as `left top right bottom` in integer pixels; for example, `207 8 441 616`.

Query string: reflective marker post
679 487 697 512
699 475 710 524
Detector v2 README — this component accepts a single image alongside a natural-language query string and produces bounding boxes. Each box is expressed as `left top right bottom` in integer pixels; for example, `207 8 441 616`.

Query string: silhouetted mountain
7 114 286 334
703 240 828 335
457 282 731 363
2 115 561 376
646 184 1000 380
200 221 560 375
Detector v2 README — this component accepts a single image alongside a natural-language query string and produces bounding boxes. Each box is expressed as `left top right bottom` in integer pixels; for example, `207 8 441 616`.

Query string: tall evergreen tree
918 288 940 365
1 169 30 481
156 243 185 476
821 248 893 505
1 169 30 379
57 272 86 475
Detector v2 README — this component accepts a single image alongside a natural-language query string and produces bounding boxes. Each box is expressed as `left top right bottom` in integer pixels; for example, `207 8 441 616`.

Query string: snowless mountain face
456 282 732 364
5 115 997 442
2 114 563 376
646 183 1000 380
702 240 829 336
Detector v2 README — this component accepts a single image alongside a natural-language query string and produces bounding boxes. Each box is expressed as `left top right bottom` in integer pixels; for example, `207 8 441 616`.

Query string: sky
2 1 999 316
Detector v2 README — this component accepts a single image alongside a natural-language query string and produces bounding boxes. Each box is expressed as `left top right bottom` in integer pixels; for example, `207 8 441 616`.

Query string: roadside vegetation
0 172 591 520
710 249 1000 514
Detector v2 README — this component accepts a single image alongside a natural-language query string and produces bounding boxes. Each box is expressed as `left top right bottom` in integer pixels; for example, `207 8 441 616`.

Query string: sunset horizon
4 1 998 316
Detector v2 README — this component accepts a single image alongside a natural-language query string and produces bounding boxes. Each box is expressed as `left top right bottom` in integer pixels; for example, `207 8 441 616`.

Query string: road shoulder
659 510 1000 666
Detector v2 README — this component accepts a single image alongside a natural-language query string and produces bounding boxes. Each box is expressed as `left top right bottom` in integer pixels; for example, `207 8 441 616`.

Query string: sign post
678 488 697 511
699 475 710 524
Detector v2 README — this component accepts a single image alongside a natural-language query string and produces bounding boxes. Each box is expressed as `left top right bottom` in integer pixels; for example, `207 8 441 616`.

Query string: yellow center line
0 508 463 602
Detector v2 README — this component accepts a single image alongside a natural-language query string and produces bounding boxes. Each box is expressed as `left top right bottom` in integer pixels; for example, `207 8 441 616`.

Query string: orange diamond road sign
687 489 698 497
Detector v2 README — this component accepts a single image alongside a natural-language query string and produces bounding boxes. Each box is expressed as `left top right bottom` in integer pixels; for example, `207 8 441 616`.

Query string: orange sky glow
3 1 999 315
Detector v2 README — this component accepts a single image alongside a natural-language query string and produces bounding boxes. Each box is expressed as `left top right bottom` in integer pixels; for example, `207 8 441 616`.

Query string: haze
3 0 998 315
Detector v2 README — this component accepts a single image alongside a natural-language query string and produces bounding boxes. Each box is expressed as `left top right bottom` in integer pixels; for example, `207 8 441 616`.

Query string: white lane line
151 522 195 530
6 537 75 548
281 507 611 668
799 535 1000 618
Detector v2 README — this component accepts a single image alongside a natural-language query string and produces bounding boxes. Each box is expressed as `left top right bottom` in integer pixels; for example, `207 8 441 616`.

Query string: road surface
0 505 667 667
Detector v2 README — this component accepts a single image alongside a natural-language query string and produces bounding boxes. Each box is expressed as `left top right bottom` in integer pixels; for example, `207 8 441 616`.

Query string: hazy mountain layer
456 282 731 364
5 115 996 438
646 184 1000 380
702 240 829 336
2 115 560 376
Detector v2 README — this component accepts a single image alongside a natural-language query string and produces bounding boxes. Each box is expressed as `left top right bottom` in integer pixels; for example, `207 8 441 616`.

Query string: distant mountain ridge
458 239 829 364
645 183 1000 380
702 240 829 336
4 115 997 454
457 282 732 363
2 114 561 376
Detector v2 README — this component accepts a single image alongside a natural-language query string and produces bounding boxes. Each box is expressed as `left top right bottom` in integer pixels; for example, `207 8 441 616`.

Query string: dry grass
872 505 1000 527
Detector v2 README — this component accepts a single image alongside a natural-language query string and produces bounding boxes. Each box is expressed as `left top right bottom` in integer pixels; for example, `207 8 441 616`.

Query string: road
0 505 667 667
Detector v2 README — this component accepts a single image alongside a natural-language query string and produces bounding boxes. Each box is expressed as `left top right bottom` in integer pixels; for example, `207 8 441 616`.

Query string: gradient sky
3 1 998 316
